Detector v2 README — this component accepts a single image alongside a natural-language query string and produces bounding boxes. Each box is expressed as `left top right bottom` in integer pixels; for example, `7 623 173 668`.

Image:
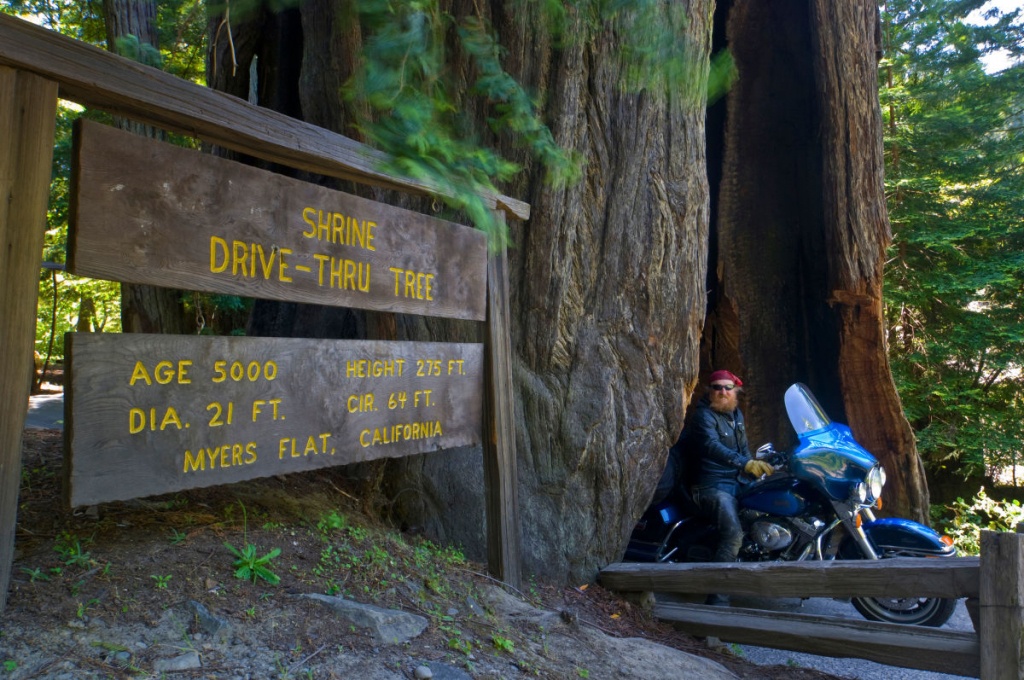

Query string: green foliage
347 0 727 246
224 503 282 585
348 0 558 245
150 574 172 589
54 532 93 568
491 633 515 654
225 540 282 585
881 0 1024 479
934 487 1024 555
20 567 49 583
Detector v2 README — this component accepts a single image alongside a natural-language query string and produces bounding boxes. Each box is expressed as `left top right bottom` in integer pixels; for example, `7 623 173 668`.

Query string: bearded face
708 382 739 413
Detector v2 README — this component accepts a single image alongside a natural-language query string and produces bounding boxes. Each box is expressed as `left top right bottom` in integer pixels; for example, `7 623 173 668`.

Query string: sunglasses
710 384 736 392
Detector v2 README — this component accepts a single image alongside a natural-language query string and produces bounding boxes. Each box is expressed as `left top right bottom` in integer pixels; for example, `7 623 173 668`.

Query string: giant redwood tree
206 0 929 582
705 0 928 523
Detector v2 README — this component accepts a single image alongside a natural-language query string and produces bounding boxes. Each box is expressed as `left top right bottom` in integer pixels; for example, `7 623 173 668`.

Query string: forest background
5 0 1024 560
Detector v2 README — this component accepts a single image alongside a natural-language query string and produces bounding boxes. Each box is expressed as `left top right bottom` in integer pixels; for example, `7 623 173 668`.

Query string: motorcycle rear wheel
851 595 957 627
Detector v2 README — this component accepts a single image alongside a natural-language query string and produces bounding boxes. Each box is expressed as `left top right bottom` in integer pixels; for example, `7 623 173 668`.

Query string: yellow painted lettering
232 240 249 277
129 361 152 386
129 408 145 434
344 259 356 290
210 236 228 273
256 243 276 279
154 361 174 385
351 218 365 249
390 267 403 295
245 442 257 464
278 248 293 282
317 209 330 241
301 207 317 238
184 449 204 472
313 253 330 286
365 221 377 251
330 256 343 289
332 213 344 244
160 407 183 431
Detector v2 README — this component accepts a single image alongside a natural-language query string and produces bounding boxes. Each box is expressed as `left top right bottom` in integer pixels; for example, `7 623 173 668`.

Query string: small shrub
935 487 1024 555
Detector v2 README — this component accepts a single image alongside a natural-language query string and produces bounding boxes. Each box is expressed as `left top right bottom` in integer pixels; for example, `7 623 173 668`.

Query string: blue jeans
692 486 743 562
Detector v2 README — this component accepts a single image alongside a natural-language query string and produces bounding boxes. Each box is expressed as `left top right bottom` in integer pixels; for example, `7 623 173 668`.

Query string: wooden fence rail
600 557 981 599
601 529 1024 679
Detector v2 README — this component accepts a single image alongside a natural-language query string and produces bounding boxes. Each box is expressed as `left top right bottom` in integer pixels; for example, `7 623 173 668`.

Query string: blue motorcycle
626 383 958 627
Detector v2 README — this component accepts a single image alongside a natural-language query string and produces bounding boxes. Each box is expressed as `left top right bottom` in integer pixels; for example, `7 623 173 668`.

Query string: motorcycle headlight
867 465 885 501
851 482 868 503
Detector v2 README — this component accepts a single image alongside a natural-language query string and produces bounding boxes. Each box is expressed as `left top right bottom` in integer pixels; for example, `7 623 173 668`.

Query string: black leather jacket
688 396 751 492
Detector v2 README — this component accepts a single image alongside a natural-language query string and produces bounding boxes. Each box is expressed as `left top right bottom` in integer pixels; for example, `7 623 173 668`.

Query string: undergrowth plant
934 487 1024 555
224 502 282 585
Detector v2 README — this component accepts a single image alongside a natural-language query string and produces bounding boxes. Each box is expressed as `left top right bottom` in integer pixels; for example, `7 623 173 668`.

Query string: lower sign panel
65 333 484 507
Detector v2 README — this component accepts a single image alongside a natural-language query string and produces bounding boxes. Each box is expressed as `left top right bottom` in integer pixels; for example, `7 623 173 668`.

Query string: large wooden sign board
68 119 487 321
65 333 484 507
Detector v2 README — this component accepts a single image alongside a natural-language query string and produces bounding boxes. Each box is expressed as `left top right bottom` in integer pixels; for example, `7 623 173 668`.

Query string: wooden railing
600 529 1024 679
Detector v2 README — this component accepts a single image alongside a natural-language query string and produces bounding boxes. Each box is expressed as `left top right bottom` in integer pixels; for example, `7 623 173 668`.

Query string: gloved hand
744 459 774 478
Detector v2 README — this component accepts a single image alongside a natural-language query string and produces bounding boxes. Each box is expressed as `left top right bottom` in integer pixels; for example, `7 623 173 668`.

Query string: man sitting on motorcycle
686 369 774 605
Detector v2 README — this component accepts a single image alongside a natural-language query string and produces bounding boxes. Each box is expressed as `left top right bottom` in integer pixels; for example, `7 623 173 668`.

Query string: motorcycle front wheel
851 595 957 627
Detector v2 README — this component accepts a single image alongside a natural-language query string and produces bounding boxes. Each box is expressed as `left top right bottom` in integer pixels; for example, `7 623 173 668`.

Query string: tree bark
707 0 927 520
497 3 712 580
104 0 189 335
206 0 712 582
810 0 928 521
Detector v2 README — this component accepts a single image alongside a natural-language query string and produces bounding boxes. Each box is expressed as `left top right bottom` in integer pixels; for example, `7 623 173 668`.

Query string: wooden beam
979 529 1024 680
0 67 58 615
656 601 980 677
600 558 980 599
0 14 529 222
483 218 521 588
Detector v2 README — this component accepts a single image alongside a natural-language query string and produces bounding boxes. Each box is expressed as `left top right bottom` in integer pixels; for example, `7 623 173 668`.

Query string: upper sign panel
69 120 487 321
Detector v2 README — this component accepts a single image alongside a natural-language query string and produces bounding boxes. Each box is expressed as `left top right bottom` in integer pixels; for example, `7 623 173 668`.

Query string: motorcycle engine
749 520 793 551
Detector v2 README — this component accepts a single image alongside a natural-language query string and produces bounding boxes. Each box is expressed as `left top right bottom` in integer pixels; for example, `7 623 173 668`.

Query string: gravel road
732 594 976 679
26 395 976 678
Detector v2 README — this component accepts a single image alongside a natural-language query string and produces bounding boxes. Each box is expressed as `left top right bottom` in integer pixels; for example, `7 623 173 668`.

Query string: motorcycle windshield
784 383 832 435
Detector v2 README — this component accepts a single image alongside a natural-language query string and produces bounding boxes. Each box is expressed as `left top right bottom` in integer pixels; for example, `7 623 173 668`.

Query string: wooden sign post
63 120 521 585
0 13 526 609
0 67 57 619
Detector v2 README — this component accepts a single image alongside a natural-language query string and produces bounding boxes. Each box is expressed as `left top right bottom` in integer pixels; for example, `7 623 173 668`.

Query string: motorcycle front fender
849 517 955 558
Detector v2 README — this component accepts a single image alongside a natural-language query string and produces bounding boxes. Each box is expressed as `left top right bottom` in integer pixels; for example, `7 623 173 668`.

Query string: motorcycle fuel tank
739 475 810 516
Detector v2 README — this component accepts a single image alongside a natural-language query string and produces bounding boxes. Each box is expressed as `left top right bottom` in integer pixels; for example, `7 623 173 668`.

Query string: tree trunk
706 0 927 521
497 4 712 581
810 0 928 521
206 0 712 582
205 0 927 582
104 0 189 335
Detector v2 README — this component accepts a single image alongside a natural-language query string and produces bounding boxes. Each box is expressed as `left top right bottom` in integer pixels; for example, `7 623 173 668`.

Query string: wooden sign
64 333 484 506
68 120 488 321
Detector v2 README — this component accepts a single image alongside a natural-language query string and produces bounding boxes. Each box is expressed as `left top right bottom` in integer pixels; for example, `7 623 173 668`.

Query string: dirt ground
1 425 842 679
